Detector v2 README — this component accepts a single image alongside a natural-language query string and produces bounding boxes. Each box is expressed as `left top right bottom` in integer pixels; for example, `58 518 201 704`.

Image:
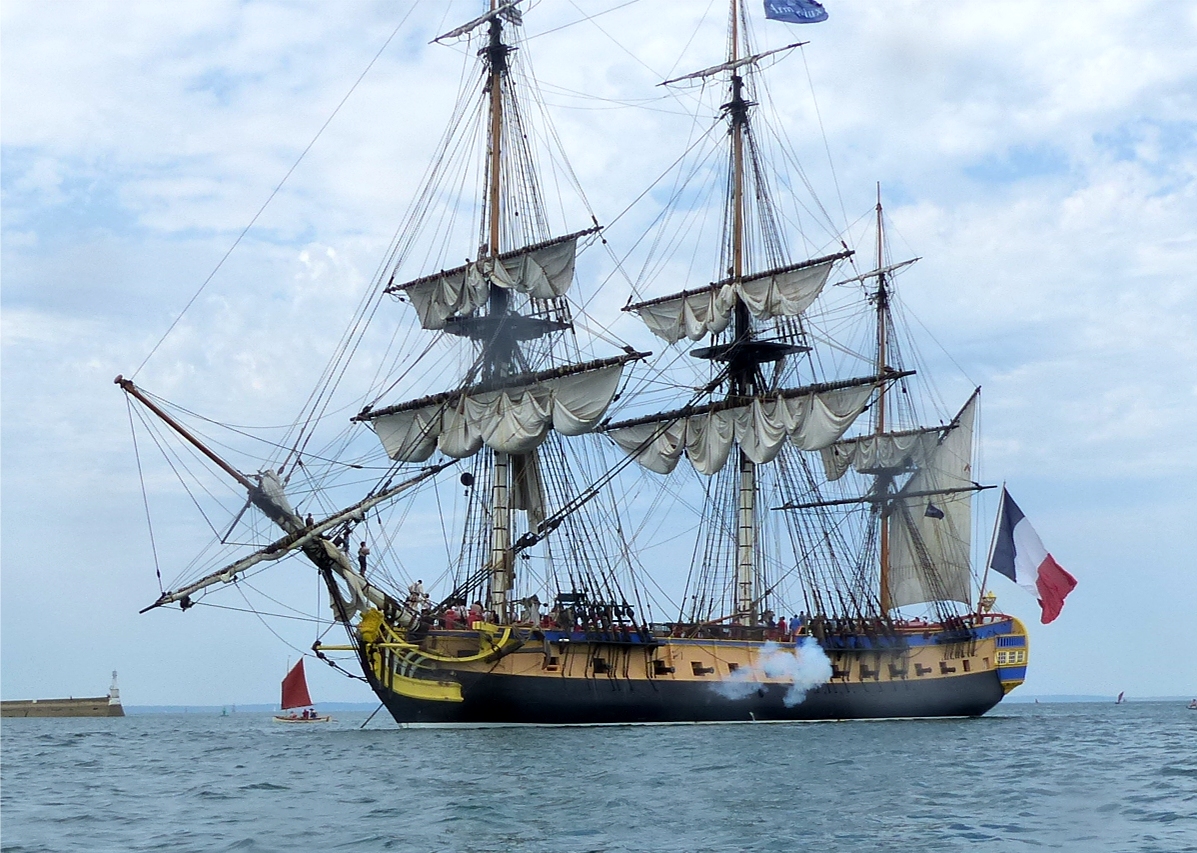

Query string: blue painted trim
969 620 1015 639
540 630 658 646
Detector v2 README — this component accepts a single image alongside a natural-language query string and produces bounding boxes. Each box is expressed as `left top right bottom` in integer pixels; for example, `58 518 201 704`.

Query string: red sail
280 659 313 710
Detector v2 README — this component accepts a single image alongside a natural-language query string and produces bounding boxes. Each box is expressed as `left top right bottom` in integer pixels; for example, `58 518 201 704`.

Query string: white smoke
711 639 833 707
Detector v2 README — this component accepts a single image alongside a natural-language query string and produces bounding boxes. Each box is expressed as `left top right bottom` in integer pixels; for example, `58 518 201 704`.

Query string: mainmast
622 2 863 628
728 2 756 627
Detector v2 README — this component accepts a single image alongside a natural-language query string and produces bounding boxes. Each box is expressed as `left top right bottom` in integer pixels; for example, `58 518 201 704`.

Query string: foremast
484 3 515 624
355 2 644 625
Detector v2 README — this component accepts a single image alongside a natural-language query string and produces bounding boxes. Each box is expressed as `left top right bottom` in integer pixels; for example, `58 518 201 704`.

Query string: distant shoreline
1002 694 1192 704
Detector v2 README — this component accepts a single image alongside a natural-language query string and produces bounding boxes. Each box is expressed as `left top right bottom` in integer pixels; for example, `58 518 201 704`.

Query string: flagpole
977 482 1006 614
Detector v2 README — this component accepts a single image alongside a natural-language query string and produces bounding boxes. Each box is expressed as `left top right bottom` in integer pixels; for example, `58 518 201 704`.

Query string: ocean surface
2 701 1194 853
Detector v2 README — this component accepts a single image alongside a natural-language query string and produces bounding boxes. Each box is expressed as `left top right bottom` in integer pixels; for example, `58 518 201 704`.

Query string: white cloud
3 0 1195 702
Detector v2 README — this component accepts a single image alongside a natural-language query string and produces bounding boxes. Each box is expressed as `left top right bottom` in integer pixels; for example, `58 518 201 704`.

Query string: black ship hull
371 669 1005 725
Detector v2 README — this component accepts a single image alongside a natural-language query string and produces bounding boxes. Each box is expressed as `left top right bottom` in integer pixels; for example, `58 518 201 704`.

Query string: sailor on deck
519 595 541 624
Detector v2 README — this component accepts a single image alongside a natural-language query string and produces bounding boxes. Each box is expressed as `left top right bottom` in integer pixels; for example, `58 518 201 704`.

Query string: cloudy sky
3 0 1195 706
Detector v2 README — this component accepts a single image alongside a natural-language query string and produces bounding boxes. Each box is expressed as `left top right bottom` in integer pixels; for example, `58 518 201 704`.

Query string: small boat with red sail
273 659 330 723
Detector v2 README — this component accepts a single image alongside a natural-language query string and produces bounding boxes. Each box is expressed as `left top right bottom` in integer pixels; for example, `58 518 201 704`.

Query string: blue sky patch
1094 118 1197 169
185 68 248 106
1 149 142 240
963 143 1071 185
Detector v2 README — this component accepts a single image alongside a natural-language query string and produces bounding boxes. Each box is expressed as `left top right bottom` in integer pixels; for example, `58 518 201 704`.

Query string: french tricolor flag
989 488 1077 624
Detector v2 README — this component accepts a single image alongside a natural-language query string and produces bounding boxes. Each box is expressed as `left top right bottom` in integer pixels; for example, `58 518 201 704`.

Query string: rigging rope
194 599 326 625
129 404 226 542
132 3 419 381
127 397 164 593
233 584 319 662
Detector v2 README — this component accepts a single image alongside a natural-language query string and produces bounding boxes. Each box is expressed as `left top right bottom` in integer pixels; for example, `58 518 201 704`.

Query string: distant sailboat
273 659 330 723
1115 691 1125 704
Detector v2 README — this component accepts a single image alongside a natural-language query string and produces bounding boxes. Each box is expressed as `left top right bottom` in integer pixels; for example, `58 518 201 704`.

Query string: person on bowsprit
357 541 370 574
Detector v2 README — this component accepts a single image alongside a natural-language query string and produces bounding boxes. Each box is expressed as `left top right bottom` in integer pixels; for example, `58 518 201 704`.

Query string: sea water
2 701 1194 852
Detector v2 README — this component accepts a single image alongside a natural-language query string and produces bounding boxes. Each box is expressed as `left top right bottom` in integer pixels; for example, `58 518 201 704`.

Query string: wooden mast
656 3 818 629
729 0 757 627
874 184 892 613
115 375 255 494
486 1 504 265
484 2 513 623
730 2 745 285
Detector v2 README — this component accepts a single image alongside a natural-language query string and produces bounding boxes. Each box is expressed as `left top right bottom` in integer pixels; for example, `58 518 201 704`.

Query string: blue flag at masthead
764 0 828 24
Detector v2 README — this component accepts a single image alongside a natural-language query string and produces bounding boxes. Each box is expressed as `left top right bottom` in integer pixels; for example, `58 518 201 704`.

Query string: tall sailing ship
120 1 1029 724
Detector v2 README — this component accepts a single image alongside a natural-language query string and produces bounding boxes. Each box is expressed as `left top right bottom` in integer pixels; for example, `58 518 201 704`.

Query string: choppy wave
2 701 1194 852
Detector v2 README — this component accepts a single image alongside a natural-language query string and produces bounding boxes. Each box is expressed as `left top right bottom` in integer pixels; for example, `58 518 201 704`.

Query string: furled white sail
398 235 581 330
403 268 489 331
886 394 978 610
371 363 625 462
509 452 545 531
256 469 298 518
634 287 736 344
629 257 837 344
607 383 874 476
819 429 943 482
